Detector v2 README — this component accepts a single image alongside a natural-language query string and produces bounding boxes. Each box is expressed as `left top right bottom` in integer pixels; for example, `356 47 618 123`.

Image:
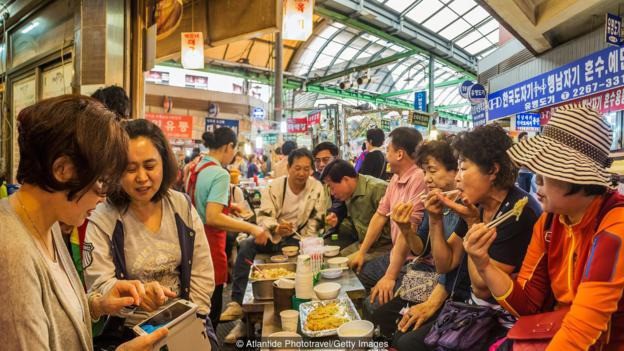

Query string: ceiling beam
378 77 467 98
307 49 419 84
315 3 477 78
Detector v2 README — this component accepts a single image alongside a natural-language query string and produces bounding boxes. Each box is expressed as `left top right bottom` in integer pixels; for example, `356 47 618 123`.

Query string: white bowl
337 320 374 338
270 255 289 263
282 246 299 257
321 268 343 279
323 245 340 257
313 282 341 300
327 257 349 268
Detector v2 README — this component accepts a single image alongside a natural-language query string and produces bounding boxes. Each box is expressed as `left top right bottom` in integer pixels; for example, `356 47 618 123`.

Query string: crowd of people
0 91 623 351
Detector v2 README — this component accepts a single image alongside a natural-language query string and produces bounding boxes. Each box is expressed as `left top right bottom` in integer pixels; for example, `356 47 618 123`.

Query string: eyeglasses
314 156 335 165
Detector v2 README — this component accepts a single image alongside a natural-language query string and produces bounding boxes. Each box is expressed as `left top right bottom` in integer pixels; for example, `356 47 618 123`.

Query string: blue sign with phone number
488 44 624 120
516 113 540 131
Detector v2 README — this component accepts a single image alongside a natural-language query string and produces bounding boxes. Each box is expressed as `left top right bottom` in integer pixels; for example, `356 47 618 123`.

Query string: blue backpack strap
110 220 129 280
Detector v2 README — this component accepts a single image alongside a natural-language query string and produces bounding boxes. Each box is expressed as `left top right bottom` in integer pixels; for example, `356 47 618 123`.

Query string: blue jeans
231 236 300 304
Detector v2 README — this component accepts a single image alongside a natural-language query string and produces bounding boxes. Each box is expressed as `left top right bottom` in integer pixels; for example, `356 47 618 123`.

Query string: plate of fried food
299 295 360 337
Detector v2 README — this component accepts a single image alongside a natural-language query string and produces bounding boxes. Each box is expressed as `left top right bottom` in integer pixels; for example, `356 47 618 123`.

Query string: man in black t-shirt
359 128 387 179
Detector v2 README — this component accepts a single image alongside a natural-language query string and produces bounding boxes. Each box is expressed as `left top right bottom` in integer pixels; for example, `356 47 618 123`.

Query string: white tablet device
132 299 198 336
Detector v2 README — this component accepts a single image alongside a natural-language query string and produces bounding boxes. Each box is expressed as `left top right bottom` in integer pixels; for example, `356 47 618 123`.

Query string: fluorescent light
21 21 39 34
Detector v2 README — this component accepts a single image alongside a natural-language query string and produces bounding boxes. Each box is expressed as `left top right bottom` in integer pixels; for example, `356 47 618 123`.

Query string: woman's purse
397 235 440 303
424 254 501 351
506 307 569 351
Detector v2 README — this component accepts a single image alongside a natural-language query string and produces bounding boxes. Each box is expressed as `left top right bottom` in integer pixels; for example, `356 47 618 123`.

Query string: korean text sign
146 113 193 139
205 117 239 134
287 117 308 133
487 45 624 120
515 113 540 131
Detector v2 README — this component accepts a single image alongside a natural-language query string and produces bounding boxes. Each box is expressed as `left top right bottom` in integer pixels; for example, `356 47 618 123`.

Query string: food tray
298 295 360 338
248 262 296 300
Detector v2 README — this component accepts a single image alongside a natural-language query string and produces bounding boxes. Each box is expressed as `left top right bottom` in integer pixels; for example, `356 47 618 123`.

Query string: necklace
16 193 56 262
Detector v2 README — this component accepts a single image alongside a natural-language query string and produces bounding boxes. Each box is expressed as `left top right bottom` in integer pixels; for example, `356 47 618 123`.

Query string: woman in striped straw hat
464 105 624 350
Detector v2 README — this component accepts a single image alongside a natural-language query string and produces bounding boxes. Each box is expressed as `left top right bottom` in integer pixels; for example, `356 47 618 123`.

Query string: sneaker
220 301 243 321
224 320 246 344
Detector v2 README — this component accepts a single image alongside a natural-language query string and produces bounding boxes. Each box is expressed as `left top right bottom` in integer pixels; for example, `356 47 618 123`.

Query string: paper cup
280 309 299 332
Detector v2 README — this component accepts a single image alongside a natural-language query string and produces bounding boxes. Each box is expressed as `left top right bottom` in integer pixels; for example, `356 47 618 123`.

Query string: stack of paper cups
295 255 314 299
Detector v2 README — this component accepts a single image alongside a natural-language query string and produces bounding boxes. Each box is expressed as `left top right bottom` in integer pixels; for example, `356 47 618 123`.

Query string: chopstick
485 196 529 229
245 258 265 278
387 190 426 217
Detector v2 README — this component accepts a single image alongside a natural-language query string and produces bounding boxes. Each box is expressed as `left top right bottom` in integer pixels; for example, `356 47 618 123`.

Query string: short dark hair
320 160 357 183
108 119 179 209
282 140 298 156
202 127 238 149
452 124 517 189
274 146 282 156
565 183 608 196
518 132 528 140
366 128 385 147
17 95 128 200
388 127 423 159
313 141 339 157
415 140 457 171
287 148 314 168
91 85 130 120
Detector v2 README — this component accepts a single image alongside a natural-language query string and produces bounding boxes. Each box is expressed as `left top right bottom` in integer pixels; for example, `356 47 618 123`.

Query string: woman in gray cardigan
0 95 168 351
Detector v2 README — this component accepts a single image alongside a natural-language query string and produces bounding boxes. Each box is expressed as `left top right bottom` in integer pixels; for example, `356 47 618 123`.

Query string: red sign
145 113 193 139
287 117 308 133
540 86 624 125
308 111 321 126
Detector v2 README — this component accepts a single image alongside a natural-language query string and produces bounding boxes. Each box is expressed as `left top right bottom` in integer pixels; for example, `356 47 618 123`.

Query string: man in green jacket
322 160 391 261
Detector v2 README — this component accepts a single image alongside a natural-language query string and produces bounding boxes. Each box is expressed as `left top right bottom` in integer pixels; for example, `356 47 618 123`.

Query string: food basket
248 262 296 300
298 295 360 337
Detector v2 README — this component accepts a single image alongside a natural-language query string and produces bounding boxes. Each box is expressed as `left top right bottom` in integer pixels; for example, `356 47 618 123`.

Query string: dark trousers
392 309 442 351
370 296 416 339
210 284 223 329
231 236 300 304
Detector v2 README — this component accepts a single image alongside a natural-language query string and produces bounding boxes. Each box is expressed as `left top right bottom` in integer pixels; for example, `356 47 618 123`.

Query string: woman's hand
116 328 169 351
391 202 413 233
423 189 445 218
436 192 479 226
463 223 496 271
398 302 438 332
140 282 177 312
91 280 145 318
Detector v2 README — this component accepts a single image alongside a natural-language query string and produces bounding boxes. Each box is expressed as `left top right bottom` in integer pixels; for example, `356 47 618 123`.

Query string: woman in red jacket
464 106 624 350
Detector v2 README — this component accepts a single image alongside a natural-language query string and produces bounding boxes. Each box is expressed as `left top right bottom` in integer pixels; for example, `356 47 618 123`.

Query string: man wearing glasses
312 142 339 180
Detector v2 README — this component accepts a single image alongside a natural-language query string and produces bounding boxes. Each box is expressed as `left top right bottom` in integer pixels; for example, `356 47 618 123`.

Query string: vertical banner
283 0 314 41
287 117 308 133
145 112 193 139
307 110 321 125
181 32 204 69
471 101 487 127
413 91 427 112
605 13 622 46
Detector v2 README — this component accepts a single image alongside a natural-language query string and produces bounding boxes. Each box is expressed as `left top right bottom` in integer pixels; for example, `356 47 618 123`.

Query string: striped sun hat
507 105 613 187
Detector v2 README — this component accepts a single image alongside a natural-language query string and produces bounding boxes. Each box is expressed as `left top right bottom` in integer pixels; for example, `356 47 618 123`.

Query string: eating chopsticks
485 196 529 229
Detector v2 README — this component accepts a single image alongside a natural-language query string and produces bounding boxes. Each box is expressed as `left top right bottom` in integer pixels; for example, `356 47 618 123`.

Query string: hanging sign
540 85 624 125
488 44 624 120
205 117 239 134
287 117 308 133
413 91 427 112
459 80 474 98
252 107 265 120
181 32 204 69
605 13 622 46
471 101 487 127
283 0 315 41
409 111 430 128
145 113 193 139
308 110 321 125
515 113 541 131
468 84 487 104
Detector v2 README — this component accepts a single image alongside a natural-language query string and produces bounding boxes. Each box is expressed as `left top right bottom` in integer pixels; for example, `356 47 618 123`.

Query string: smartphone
132 299 198 336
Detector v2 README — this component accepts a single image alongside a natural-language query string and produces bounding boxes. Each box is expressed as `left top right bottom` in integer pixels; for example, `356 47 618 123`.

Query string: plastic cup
280 309 299 332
